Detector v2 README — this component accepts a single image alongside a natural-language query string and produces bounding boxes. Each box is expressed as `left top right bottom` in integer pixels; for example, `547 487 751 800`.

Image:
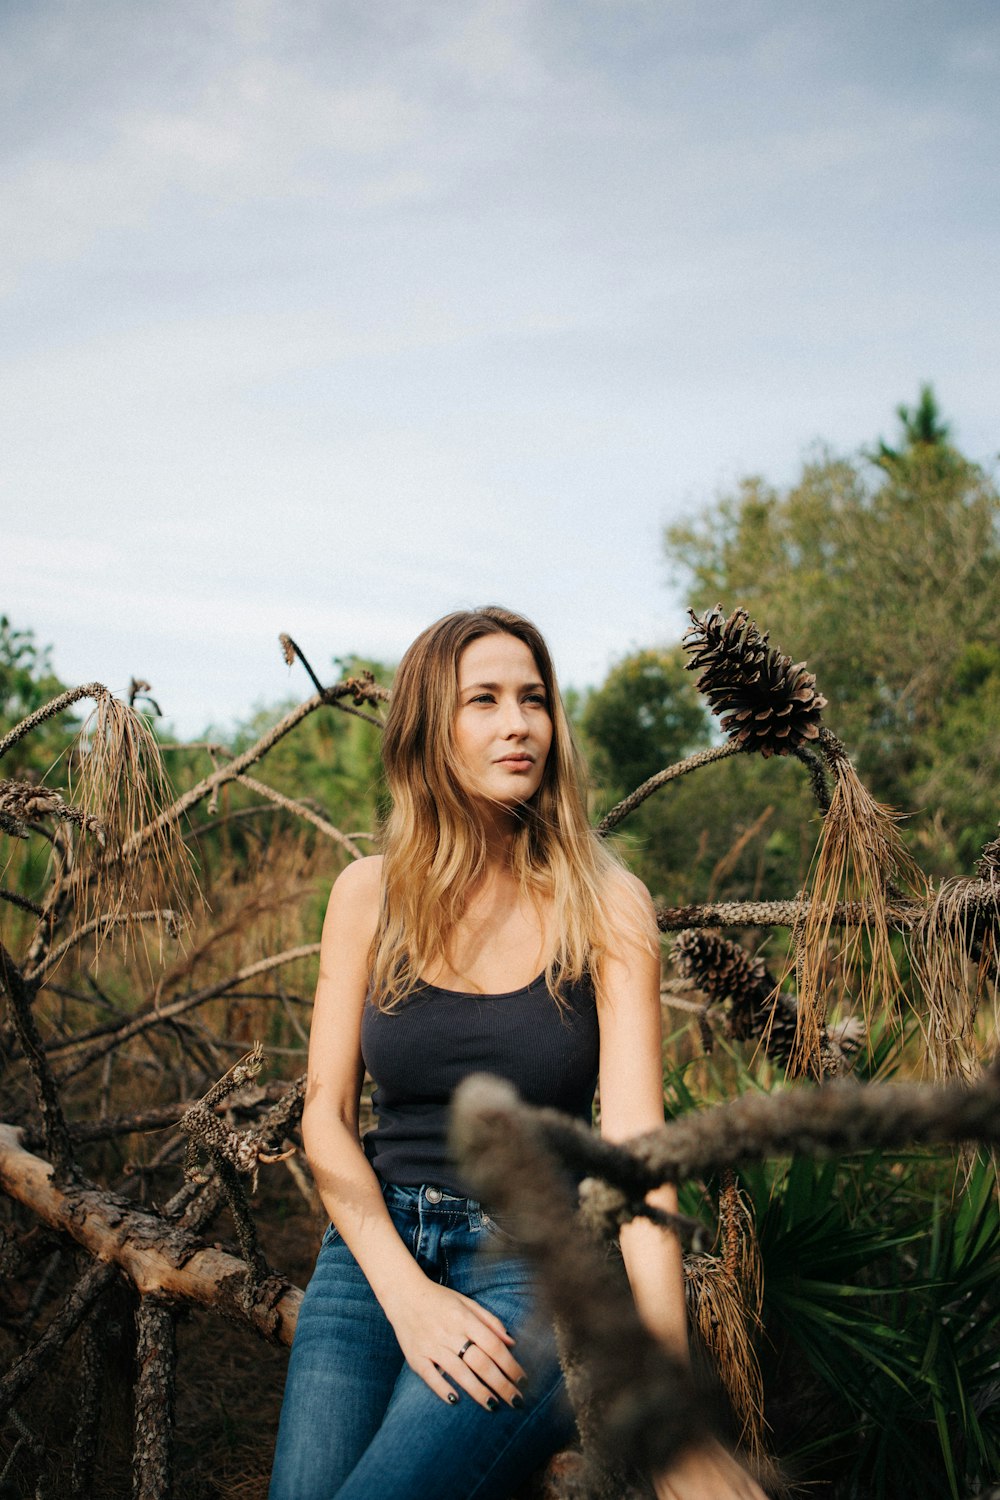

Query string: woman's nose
500 699 529 735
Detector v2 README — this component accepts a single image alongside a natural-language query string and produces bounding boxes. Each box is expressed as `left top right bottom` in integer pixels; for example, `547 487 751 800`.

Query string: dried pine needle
66 693 197 966
792 743 926 1076
684 1173 777 1484
911 878 994 1082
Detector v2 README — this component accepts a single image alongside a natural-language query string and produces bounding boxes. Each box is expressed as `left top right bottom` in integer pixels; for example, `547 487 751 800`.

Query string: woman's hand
386 1277 528 1410
654 1435 769 1499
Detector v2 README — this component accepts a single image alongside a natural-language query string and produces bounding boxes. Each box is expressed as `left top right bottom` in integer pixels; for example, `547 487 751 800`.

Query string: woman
269 606 764 1500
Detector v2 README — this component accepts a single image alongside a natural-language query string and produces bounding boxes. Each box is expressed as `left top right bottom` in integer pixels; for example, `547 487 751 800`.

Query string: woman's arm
301 857 526 1411
301 857 424 1308
595 871 687 1354
597 869 766 1500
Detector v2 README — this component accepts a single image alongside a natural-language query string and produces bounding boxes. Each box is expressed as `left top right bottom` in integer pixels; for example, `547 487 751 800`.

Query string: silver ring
457 1339 474 1361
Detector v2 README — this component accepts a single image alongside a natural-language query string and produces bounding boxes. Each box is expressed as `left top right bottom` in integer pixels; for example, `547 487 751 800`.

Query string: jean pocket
320 1221 343 1249
480 1210 521 1246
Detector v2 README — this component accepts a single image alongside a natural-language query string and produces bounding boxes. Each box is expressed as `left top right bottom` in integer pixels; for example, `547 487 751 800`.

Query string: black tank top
360 970 600 1197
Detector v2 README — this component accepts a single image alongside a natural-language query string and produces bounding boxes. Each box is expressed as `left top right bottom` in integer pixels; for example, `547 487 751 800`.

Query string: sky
3 0 998 739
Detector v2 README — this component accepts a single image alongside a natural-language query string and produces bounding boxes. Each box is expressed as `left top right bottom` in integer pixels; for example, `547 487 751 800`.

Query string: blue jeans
269 1181 578 1500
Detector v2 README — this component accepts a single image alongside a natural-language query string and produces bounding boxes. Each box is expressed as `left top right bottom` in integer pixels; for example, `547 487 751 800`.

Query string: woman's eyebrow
459 680 546 694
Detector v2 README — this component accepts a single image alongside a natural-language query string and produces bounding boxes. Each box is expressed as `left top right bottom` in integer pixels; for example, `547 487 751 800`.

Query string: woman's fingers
394 1286 530 1408
436 1346 513 1410
464 1324 527 1388
421 1358 466 1407
427 1327 527 1409
459 1293 517 1345
455 1340 525 1405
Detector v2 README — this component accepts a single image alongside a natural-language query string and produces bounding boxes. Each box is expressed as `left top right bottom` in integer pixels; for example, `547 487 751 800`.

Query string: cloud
3 0 998 741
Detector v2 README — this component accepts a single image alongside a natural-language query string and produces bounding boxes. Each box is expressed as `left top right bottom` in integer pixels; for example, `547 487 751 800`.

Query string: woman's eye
524 693 547 707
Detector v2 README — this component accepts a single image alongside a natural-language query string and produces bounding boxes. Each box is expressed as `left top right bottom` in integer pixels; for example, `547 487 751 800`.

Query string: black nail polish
486 1397 498 1412
447 1392 459 1405
511 1394 524 1409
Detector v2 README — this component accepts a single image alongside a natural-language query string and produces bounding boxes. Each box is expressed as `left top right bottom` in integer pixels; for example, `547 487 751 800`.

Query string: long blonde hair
370 606 645 1010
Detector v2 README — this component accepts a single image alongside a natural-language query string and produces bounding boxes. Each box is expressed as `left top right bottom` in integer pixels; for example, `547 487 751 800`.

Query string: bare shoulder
322 855 383 943
601 861 656 926
330 853 383 903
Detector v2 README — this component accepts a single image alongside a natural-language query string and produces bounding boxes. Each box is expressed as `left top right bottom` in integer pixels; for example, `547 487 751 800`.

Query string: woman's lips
497 755 534 768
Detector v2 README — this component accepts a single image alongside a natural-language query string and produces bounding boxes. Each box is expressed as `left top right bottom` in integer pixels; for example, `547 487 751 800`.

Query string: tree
0 616 73 776
579 648 709 797
664 391 1000 874
872 381 959 476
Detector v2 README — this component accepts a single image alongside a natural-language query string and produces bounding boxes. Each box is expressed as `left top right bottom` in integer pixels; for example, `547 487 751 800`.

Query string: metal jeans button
425 1187 443 1203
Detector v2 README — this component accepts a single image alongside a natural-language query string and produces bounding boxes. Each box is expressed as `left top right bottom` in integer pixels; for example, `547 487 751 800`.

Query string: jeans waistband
381 1180 481 1211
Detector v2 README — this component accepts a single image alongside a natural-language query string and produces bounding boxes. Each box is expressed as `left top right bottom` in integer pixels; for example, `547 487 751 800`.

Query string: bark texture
0 1125 303 1347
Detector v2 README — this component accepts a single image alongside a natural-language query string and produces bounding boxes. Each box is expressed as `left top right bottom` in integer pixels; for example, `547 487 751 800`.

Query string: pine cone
966 833 999 973
976 831 1000 882
673 931 777 1042
682 605 827 758
673 930 863 1076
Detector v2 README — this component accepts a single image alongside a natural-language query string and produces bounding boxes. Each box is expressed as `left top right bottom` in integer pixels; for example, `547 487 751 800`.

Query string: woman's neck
473 799 523 868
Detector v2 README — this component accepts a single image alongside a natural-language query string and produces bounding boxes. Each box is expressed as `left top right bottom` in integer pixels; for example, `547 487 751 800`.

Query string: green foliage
160 655 391 912
741 1153 1000 1498
0 614 74 776
596 746 819 913
664 389 1000 876
914 643 1000 868
872 383 963 481
579 647 709 796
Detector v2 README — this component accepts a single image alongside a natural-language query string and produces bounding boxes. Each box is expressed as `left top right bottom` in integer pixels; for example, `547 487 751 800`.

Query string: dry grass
910 878 998 1082
792 749 926 1076
66 694 197 970
684 1171 780 1490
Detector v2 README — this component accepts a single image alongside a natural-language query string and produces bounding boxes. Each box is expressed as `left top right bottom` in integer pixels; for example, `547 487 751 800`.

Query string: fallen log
0 1124 303 1346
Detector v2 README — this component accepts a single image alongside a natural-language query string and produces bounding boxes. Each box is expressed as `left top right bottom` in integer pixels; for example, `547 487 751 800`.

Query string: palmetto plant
740 1151 1000 1499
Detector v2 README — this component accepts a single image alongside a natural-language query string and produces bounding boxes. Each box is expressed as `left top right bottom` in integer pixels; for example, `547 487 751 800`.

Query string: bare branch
0 940 75 1177
132 1297 176 1500
46 944 320 1077
69 1304 106 1499
119 684 384 860
654 880 1000 936
0 1125 303 1345
0 683 108 762
597 742 741 835
0 1258 117 1420
451 1076 711 1493
0 888 45 917
454 1065 1000 1206
234 774 363 859
25 908 182 984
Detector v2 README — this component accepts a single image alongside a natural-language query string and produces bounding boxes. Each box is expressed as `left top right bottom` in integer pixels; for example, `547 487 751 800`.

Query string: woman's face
452 633 553 810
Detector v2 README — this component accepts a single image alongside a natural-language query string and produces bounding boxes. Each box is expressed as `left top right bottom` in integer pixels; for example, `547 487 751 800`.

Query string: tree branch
118 684 384 860
69 1302 106 1499
655 880 1000 934
0 1125 303 1346
45 945 320 1078
0 889 45 917
597 742 742 835
0 683 108 762
0 1258 116 1420
25 909 181 984
234 774 363 859
132 1296 176 1500
451 1078 709 1493
452 1065 1000 1211
0 940 75 1177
